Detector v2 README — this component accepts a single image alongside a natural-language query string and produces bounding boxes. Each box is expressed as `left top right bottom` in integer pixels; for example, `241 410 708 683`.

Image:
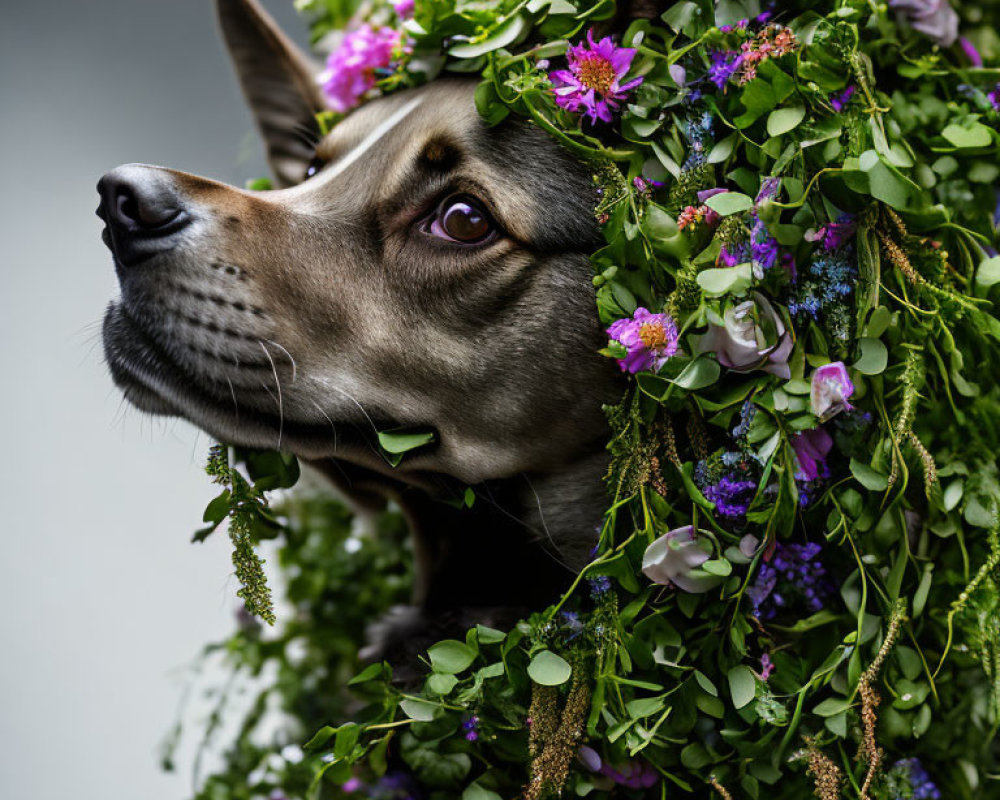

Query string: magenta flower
607 308 679 374
550 31 643 124
392 0 415 17
642 526 723 593
811 361 855 420
792 427 834 482
319 25 402 112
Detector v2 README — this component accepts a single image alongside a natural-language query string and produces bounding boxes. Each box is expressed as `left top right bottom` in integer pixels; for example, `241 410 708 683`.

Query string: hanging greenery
175 1 1000 798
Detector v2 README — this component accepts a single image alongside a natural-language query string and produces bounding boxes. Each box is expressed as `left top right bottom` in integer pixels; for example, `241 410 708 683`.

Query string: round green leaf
671 357 721 390
767 106 806 137
704 191 754 216
427 640 477 674
942 122 993 150
852 337 888 375
527 650 572 686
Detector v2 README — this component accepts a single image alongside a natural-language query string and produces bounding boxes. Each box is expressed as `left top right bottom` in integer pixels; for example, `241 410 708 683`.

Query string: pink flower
319 25 402 112
693 294 793 379
810 361 854 420
549 31 643 124
607 308 679 374
792 427 834 482
642 526 723 593
392 0 415 17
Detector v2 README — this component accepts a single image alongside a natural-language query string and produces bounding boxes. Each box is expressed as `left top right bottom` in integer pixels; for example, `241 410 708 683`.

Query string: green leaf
853 338 888 375
448 14 527 58
696 264 753 296
976 256 1000 288
378 429 436 465
704 191 754 216
708 133 737 164
463 784 503 800
527 650 572 686
942 121 993 150
850 458 889 492
702 558 733 576
727 665 757 709
813 697 852 717
399 698 437 721
766 106 806 137
428 640 477 674
671 357 721 390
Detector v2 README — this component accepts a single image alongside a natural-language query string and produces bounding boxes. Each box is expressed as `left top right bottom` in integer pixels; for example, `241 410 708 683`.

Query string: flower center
577 55 616 95
639 322 668 350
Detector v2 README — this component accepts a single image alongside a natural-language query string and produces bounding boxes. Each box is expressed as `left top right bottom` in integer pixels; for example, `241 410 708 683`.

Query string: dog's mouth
103 302 440 466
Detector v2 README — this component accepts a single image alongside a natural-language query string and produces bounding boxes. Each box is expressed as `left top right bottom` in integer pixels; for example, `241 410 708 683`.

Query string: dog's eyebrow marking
419 138 461 171
317 95 425 184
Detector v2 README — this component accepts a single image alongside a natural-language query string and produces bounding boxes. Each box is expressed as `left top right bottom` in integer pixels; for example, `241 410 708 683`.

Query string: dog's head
99 0 620 490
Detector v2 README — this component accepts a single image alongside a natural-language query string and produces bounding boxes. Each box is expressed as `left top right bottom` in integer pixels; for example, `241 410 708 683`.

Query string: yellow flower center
639 322 667 350
577 56 615 95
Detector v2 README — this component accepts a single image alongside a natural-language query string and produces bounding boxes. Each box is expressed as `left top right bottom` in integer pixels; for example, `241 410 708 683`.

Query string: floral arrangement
177 0 1000 798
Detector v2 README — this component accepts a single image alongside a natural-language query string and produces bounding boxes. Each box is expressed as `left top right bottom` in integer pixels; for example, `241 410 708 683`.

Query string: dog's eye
428 196 494 244
303 156 325 182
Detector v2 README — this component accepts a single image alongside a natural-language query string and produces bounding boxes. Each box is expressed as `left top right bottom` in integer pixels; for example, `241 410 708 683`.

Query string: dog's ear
216 0 325 187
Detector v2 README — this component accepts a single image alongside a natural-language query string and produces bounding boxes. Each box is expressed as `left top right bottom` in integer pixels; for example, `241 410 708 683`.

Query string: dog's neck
308 448 608 610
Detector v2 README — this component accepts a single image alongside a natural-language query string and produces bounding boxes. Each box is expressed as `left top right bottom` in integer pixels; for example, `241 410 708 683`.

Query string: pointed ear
216 0 326 186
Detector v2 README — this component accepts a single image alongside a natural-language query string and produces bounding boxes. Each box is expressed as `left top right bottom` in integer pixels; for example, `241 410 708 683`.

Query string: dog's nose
98 164 187 232
98 164 190 266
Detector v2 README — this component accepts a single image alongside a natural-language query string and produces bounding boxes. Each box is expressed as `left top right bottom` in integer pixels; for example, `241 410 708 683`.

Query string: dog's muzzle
97 164 190 267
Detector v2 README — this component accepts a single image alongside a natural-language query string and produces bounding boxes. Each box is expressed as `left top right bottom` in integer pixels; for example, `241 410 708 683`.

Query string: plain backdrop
0 2 314 798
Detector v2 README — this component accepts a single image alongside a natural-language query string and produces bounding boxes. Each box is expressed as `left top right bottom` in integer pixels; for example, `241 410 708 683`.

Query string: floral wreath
174 1 1000 799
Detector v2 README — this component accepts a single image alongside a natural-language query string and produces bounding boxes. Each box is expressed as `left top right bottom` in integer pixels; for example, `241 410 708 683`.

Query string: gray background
0 2 312 798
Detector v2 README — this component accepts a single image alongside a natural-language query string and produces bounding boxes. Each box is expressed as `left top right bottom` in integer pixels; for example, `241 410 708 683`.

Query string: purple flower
960 37 983 67
642 526 723 593
578 745 603 772
889 0 959 47
811 362 855 420
806 215 856 251
887 758 941 799
704 474 758 518
462 715 480 741
588 575 612 597
747 542 831 619
319 25 403 112
694 294 794 379
607 308 680 374
792 427 833 482
831 85 856 112
989 84 1000 111
760 653 775 680
708 50 742 89
600 760 659 789
549 31 643 124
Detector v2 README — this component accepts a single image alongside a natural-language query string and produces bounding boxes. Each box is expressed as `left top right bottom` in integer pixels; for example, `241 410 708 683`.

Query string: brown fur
100 0 623 655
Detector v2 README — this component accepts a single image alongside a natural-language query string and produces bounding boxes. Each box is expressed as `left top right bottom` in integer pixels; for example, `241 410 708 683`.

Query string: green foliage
179 0 1000 798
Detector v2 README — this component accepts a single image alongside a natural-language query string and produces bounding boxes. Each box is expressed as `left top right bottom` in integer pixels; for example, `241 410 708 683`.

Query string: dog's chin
103 302 288 449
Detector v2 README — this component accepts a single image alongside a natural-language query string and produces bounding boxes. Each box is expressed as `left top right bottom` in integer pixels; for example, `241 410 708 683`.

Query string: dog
98 0 623 659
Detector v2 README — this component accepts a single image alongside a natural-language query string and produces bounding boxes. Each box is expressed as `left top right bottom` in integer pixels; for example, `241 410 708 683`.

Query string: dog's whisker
522 474 574 573
309 399 338 453
226 377 240 422
262 338 297 383
259 340 284 449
